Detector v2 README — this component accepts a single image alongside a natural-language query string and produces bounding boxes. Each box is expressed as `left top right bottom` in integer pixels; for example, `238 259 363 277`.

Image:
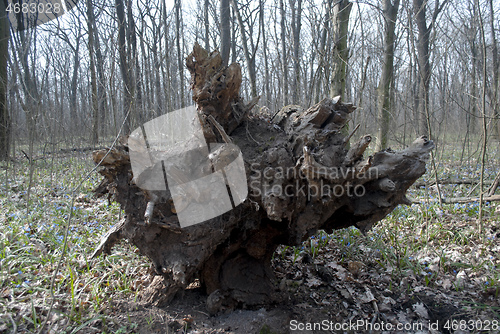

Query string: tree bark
280 0 288 106
230 0 258 99
175 0 185 108
330 0 352 100
290 0 302 104
376 0 400 151
0 0 9 160
204 0 210 51
92 44 434 313
70 38 80 131
259 0 270 106
116 0 132 134
220 0 230 66
413 0 448 137
488 0 499 138
87 0 99 145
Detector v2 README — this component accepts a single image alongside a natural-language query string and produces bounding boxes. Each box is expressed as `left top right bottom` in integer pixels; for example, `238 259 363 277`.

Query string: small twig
343 123 360 145
245 120 261 145
487 170 500 197
8 314 16 333
194 309 210 317
207 115 232 143
20 149 31 162
369 300 379 334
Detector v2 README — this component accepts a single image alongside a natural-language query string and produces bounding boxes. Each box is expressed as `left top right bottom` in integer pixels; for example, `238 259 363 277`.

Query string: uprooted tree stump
92 43 434 313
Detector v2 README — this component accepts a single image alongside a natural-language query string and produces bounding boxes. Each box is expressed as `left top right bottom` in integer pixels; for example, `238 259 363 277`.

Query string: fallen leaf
348 261 363 276
359 289 375 304
306 277 322 287
412 302 429 319
326 262 347 280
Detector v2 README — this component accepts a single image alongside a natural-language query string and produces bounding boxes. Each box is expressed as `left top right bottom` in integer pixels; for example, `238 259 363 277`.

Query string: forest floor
0 150 499 333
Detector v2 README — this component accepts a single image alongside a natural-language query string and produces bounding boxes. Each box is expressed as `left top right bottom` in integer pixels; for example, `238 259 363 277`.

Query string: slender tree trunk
94 32 107 136
414 0 430 137
85 0 107 136
70 38 80 130
116 0 132 134
470 36 478 135
175 0 185 108
161 0 172 113
153 38 162 117
315 0 331 104
280 0 288 106
259 0 270 106
127 0 141 126
413 0 448 137
290 0 302 104
87 0 99 145
204 0 210 50
0 0 9 160
220 0 230 66
230 0 257 98
489 0 499 138
376 0 400 150
329 0 352 100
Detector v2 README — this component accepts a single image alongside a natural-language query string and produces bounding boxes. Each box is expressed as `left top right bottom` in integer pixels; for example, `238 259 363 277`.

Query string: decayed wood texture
92 43 434 313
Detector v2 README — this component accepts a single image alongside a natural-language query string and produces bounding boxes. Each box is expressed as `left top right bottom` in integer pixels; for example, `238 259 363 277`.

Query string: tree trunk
0 0 9 161
92 44 434 313
70 38 80 131
413 0 448 137
220 0 230 66
204 0 210 51
116 0 132 134
290 0 302 104
280 0 288 106
330 0 352 100
376 0 400 151
414 0 430 137
259 0 270 107
315 0 332 104
87 0 99 145
175 0 185 108
94 26 107 137
488 0 499 138
230 0 257 99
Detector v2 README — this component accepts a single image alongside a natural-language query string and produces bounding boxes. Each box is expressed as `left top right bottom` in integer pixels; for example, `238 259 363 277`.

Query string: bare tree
488 0 499 138
220 0 230 65
280 0 288 105
175 0 185 108
330 0 352 100
204 0 210 50
115 0 133 134
413 0 448 137
0 0 9 160
230 0 259 98
87 0 99 144
290 0 302 103
259 0 270 106
376 0 400 150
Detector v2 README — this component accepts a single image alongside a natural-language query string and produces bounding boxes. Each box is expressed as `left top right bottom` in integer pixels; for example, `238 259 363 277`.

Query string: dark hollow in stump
92 43 434 313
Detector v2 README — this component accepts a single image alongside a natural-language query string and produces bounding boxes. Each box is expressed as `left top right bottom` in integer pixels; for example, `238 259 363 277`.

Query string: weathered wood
92 44 434 313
